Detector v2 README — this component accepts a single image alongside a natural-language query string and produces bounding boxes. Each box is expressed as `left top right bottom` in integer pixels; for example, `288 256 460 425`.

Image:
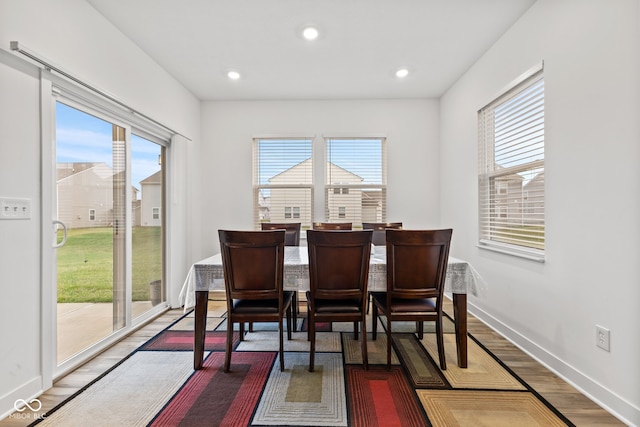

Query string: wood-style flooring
0 299 625 426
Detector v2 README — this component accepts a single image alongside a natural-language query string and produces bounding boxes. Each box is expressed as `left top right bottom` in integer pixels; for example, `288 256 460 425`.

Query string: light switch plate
0 198 31 219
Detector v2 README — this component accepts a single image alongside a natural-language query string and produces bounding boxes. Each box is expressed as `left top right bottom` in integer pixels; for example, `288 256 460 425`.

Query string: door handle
53 220 67 248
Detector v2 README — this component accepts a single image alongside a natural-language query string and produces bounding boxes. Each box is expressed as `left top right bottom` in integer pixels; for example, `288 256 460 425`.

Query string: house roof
140 170 162 184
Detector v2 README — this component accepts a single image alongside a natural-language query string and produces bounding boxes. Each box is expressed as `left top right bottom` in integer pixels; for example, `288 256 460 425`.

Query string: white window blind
325 138 386 228
478 71 544 260
253 138 313 229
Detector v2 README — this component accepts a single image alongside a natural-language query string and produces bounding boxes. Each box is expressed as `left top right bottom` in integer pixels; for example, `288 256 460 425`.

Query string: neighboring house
140 170 162 226
266 159 381 226
493 172 525 225
361 189 384 223
325 162 363 222
57 162 115 229
57 162 142 229
257 191 270 221
490 170 544 227
522 171 544 225
267 158 314 228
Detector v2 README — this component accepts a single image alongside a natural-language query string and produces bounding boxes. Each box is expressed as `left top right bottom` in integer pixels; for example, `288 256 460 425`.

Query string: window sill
477 241 545 263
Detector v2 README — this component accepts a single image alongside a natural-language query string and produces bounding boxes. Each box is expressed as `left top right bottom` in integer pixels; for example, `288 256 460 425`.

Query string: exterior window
325 137 386 227
284 206 300 219
478 68 544 260
253 138 313 229
152 207 160 220
89 209 96 221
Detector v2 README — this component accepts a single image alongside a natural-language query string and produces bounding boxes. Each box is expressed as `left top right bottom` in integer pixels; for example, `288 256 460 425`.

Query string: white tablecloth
179 246 485 311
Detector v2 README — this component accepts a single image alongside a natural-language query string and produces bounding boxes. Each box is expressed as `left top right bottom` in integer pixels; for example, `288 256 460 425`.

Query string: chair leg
386 317 393 370
286 302 293 340
361 319 368 370
306 302 311 341
372 303 378 340
239 321 245 340
224 319 233 372
309 313 315 372
249 322 254 332
292 292 298 332
353 321 359 341
279 318 285 371
417 321 424 340
436 317 447 370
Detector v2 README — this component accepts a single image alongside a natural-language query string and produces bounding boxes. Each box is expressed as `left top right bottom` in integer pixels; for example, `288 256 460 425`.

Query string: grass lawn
57 227 162 303
494 225 544 250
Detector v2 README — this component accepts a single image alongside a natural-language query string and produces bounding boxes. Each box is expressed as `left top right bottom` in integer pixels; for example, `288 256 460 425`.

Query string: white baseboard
468 302 639 427
0 376 46 422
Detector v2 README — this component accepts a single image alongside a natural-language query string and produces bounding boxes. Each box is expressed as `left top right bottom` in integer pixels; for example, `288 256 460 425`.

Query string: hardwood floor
0 299 624 426
463 305 624 426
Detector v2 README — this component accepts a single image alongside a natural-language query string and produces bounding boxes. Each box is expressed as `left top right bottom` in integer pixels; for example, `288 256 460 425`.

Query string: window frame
477 65 545 262
252 137 314 230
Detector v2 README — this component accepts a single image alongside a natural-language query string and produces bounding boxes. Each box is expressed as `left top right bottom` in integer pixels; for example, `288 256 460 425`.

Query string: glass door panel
55 102 126 364
131 135 164 317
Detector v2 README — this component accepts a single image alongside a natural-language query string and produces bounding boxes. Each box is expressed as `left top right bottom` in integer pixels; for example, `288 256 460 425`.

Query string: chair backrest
312 222 352 230
362 222 403 246
385 229 452 300
218 230 285 301
261 222 301 246
306 230 372 300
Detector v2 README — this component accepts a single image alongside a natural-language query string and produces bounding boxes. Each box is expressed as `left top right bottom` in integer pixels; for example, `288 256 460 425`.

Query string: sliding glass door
54 101 165 369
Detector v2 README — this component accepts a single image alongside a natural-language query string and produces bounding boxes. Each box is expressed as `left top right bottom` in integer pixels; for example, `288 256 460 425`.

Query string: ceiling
87 0 536 101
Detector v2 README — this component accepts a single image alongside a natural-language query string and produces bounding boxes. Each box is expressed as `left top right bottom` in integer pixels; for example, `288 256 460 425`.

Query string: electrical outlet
0 198 32 219
596 325 610 351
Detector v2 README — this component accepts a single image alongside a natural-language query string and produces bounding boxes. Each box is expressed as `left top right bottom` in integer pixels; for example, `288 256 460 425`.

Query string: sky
56 102 161 193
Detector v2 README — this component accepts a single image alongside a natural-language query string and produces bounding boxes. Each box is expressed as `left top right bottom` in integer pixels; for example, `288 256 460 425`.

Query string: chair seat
233 292 294 313
314 299 362 314
371 292 436 313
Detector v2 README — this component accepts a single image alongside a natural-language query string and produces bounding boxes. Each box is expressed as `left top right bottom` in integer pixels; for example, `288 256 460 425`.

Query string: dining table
179 245 485 370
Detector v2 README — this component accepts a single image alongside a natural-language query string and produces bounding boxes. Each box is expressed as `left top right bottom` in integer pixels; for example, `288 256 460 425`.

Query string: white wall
0 0 200 418
195 99 441 259
439 0 640 424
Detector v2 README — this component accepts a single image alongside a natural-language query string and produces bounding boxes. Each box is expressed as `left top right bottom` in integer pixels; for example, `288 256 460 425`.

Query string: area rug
252 352 347 426
36 351 194 426
416 389 569 426
32 310 574 427
419 333 526 390
141 330 239 351
346 366 427 427
150 351 275 426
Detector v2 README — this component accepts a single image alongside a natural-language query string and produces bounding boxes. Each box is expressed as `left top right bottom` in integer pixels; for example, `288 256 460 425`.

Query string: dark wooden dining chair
306 229 372 371
218 229 294 372
261 222 301 246
362 222 403 313
371 229 452 370
312 222 352 230
362 222 403 246
260 222 301 331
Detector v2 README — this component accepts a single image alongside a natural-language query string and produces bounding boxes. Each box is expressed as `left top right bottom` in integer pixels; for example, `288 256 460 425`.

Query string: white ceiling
87 0 536 101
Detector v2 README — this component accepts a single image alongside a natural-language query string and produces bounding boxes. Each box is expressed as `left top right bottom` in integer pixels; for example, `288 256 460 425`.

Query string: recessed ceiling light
302 26 319 40
396 68 409 78
227 70 241 80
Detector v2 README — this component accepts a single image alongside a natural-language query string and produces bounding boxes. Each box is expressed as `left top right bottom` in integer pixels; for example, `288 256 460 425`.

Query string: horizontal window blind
325 138 386 228
253 138 313 230
478 72 544 257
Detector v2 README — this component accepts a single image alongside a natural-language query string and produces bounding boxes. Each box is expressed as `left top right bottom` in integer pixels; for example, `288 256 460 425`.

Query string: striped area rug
33 312 574 427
